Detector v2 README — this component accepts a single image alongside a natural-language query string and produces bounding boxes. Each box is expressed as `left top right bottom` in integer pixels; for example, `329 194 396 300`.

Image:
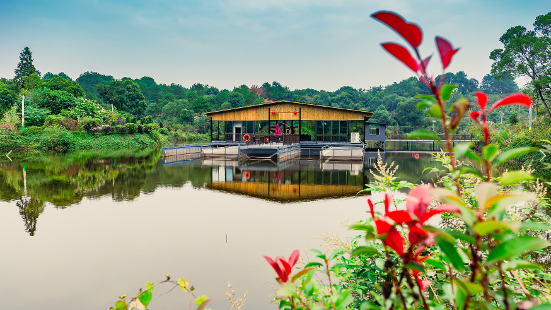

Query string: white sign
351 132 360 143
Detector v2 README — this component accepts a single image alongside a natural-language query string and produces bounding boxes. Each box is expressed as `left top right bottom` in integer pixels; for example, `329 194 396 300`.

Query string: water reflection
0 148 446 236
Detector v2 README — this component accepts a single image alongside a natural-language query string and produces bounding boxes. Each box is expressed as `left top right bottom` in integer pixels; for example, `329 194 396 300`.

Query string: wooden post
299 108 302 139
210 118 213 142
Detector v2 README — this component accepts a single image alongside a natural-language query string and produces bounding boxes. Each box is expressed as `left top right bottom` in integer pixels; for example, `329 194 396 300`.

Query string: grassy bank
0 128 162 151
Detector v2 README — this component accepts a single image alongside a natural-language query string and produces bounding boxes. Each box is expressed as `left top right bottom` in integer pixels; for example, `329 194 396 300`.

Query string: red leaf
488 93 532 112
288 249 300 268
381 43 420 73
384 226 405 256
368 198 375 219
419 204 461 224
470 111 481 122
375 219 391 235
386 210 412 224
372 11 423 48
263 256 286 281
384 193 391 215
420 55 432 75
435 36 459 69
475 92 488 111
278 257 292 275
408 224 428 246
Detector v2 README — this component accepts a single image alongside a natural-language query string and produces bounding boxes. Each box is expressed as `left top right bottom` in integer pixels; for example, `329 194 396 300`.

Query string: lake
0 148 445 309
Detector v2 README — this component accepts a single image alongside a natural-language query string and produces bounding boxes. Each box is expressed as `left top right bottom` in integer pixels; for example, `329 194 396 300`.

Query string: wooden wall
207 102 371 121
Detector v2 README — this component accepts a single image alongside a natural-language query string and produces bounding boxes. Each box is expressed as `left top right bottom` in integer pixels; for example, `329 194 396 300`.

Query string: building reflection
202 159 370 202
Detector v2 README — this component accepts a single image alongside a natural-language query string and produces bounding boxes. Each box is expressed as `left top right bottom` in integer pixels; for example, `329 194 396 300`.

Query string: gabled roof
205 100 371 117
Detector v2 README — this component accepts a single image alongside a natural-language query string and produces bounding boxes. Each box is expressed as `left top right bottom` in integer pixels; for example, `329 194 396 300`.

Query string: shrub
38 126 75 151
141 115 153 124
44 115 78 131
126 123 137 134
0 123 14 133
137 124 144 134
22 126 42 135
159 128 169 135
149 130 162 142
79 117 102 133
142 123 158 134
114 125 126 134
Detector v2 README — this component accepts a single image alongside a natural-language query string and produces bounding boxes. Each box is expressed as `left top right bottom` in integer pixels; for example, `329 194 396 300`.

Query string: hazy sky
1 0 549 91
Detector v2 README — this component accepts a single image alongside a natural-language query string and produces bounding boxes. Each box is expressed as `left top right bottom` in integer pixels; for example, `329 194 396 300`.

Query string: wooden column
210 118 213 142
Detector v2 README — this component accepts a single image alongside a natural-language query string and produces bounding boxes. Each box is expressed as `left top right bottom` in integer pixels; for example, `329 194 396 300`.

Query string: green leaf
486 236 551 264
276 282 297 297
310 249 323 256
453 143 473 159
499 170 534 186
449 232 476 245
435 235 466 272
335 289 354 308
474 220 511 235
440 84 456 101
178 278 189 292
520 222 551 231
492 147 539 167
425 258 447 272
351 246 378 257
403 262 425 273
416 94 436 103
455 280 483 295
464 150 482 162
482 144 500 161
197 299 213 310
417 101 432 110
304 262 323 268
407 129 441 141
487 192 536 219
115 301 127 310
427 104 442 118
457 165 483 179
291 268 315 283
137 289 153 308
502 260 543 271
530 303 551 310
195 295 207 307
349 224 375 232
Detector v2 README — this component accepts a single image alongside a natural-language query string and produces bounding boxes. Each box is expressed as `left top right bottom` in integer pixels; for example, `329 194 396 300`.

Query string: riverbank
0 128 210 151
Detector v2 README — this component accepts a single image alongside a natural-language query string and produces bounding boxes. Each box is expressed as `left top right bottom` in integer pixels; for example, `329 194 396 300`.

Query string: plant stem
324 258 336 310
499 263 511 310
448 265 457 310
385 248 408 310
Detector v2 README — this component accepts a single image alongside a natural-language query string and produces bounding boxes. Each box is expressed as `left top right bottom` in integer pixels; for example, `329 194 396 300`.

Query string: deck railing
386 134 474 140
314 134 348 143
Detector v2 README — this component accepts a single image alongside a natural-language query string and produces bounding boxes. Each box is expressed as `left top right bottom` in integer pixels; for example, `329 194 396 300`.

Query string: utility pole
529 104 532 131
21 95 25 133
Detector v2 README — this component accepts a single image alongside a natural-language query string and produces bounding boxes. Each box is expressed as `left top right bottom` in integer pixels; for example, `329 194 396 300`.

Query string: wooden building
205 100 373 143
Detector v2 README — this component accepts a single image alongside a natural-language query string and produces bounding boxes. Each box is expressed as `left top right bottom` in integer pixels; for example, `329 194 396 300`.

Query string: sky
0 0 550 92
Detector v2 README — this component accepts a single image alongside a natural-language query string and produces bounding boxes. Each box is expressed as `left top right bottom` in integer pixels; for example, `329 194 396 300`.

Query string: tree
14 47 41 90
76 72 114 97
97 80 146 116
0 87 18 112
480 74 518 94
490 12 551 119
228 92 245 108
31 88 76 114
369 106 393 125
46 76 85 97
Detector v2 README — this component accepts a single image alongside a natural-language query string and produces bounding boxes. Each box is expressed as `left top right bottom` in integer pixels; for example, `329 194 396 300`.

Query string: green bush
137 124 144 134
79 117 102 133
38 126 75 151
141 115 153 124
126 123 137 134
24 105 51 127
149 130 161 142
44 115 78 131
22 126 43 135
114 125 126 134
159 128 169 135
143 123 158 134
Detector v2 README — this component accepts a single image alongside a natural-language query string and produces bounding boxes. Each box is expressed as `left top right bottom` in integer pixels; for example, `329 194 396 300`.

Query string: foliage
45 75 85 97
126 123 137 134
79 117 102 133
30 87 76 114
97 79 147 116
14 47 41 90
0 87 18 112
38 126 75 151
25 105 51 127
44 115 78 131
490 12 551 120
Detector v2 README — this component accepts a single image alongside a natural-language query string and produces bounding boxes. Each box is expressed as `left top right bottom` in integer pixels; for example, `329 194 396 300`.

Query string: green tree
14 47 41 90
0 87 18 112
490 12 551 119
22 73 44 91
97 80 146 116
76 72 114 97
394 98 426 129
45 76 85 97
508 112 519 124
369 106 393 125
31 88 76 114
228 92 245 108
480 74 518 94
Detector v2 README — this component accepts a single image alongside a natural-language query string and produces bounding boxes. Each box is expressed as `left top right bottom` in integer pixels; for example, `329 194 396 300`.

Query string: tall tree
490 12 551 119
97 80 146 116
14 47 41 90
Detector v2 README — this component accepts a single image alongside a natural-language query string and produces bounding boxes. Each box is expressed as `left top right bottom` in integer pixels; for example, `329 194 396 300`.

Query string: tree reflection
16 197 44 236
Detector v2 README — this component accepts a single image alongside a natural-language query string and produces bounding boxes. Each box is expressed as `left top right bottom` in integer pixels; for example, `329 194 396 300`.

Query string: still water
0 148 443 309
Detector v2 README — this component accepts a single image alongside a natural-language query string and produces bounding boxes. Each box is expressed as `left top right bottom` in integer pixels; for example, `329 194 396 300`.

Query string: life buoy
243 171 250 180
243 134 251 142
265 137 269 143
414 153 419 159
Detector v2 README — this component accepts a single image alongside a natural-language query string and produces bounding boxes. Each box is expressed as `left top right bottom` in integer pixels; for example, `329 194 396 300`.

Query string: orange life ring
243 134 251 142
265 137 269 143
414 153 419 159
243 171 250 180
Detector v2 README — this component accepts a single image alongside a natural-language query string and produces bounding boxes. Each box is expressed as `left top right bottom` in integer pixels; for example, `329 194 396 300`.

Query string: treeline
0 47 526 138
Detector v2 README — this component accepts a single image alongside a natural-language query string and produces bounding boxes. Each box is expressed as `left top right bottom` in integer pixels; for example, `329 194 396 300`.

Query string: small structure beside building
364 122 386 151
